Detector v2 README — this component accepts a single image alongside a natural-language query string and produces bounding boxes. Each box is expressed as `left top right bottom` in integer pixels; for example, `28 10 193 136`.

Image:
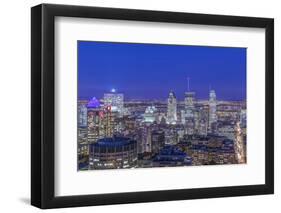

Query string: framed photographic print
31 4 274 209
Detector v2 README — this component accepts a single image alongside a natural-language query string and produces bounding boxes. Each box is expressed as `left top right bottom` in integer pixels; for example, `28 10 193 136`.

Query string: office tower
151 130 165 154
87 97 116 143
103 90 124 115
208 90 217 131
234 122 246 163
78 103 88 147
240 109 247 128
194 110 200 133
138 125 152 153
182 91 195 135
78 104 87 128
101 106 115 138
167 91 177 124
184 92 195 114
184 77 195 118
87 97 102 143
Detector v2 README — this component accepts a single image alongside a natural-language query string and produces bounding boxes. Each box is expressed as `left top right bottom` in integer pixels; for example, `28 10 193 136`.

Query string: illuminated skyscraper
240 109 247 128
184 77 195 118
166 91 177 124
234 122 246 163
87 97 102 143
184 92 195 114
180 78 196 135
208 90 217 131
87 97 115 143
78 104 87 128
101 106 115 138
103 89 124 115
78 103 89 162
183 92 195 135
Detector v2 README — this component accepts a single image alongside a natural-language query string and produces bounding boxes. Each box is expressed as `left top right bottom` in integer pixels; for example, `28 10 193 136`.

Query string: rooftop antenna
187 77 190 92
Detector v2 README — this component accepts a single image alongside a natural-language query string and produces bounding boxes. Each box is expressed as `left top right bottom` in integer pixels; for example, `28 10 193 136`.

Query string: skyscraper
78 104 87 128
184 77 195 119
101 106 115 138
234 122 246 163
103 90 124 115
166 91 177 124
208 90 217 131
184 92 195 119
87 97 102 143
182 92 196 135
87 97 115 143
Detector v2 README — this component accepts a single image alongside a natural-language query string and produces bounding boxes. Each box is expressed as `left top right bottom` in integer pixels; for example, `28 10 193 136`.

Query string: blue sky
78 41 246 101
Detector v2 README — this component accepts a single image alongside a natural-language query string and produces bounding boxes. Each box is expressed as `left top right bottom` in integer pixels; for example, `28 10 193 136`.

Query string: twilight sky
78 41 246 101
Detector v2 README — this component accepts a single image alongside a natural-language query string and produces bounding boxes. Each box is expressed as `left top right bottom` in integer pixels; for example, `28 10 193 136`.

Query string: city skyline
78 41 246 101
77 41 247 171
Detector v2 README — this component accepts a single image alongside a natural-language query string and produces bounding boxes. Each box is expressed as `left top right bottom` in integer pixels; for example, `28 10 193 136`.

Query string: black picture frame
31 3 274 209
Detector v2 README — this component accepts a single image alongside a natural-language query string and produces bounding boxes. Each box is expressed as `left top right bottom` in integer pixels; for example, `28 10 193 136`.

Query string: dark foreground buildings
89 137 138 170
78 88 246 170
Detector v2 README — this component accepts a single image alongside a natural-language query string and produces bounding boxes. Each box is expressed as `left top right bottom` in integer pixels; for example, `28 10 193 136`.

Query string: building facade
208 90 217 132
166 91 177 124
89 137 138 169
87 97 102 143
103 92 124 115
78 104 87 128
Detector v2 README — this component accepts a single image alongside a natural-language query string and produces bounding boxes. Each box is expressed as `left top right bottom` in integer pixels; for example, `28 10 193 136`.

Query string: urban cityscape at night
77 41 247 171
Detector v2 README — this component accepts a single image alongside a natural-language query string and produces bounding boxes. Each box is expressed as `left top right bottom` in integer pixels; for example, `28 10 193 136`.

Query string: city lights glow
77 41 247 171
